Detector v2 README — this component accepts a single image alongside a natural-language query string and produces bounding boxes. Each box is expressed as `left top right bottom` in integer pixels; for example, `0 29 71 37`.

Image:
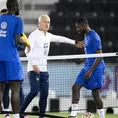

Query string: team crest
1 22 7 30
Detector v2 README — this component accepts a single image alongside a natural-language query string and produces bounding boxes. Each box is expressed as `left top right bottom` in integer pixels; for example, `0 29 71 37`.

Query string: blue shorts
0 61 24 82
75 68 105 90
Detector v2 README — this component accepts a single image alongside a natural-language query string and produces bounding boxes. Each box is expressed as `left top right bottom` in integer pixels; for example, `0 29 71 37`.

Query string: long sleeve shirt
26 28 75 72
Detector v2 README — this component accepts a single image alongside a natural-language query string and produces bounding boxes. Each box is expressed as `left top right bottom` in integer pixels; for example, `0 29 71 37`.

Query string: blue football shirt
84 30 105 70
0 14 23 62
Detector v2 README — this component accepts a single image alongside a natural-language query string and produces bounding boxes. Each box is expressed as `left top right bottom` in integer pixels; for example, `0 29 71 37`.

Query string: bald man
20 14 84 118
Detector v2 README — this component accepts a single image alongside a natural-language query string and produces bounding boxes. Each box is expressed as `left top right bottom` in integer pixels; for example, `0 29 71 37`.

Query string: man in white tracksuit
20 14 84 118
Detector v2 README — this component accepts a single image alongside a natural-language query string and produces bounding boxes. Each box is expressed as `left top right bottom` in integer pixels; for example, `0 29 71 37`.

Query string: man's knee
30 91 38 96
30 87 39 95
40 91 48 100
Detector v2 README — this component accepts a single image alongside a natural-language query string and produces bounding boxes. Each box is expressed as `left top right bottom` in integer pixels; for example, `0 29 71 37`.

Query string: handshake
75 40 85 48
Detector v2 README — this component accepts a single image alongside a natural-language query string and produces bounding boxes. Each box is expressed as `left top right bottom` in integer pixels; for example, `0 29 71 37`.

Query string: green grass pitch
0 112 118 118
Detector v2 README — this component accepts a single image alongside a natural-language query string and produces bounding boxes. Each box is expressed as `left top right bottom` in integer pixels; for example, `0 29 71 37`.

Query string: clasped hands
75 40 85 48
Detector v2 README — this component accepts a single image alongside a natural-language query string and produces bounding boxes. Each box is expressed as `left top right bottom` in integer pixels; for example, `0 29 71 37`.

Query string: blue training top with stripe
0 14 23 62
84 30 105 70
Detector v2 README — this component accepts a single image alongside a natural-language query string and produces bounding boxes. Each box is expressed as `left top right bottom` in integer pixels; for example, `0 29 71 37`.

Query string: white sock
13 113 20 118
70 104 78 116
3 108 9 111
97 109 105 118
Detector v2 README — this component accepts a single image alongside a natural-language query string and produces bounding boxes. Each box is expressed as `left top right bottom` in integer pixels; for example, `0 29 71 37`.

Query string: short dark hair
6 0 18 9
76 17 88 25
0 9 7 13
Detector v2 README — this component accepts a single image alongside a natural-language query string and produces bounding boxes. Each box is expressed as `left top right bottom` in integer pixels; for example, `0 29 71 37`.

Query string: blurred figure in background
0 9 8 15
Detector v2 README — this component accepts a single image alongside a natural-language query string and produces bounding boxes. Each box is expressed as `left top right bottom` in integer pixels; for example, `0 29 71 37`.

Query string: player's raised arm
50 33 85 48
